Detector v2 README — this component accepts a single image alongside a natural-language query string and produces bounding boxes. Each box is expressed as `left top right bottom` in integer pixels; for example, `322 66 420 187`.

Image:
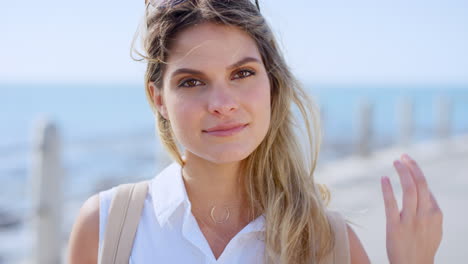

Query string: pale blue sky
1 0 467 85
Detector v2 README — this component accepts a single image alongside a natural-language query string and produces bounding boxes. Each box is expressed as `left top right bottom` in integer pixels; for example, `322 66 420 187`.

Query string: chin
195 144 256 164
211 150 253 164
207 153 249 164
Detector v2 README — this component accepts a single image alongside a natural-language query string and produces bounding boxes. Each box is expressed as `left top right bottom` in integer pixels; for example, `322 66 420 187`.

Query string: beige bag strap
320 211 351 264
330 211 351 264
99 181 149 264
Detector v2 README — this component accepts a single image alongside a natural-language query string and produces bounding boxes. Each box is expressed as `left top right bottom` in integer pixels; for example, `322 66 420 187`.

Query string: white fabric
99 162 266 264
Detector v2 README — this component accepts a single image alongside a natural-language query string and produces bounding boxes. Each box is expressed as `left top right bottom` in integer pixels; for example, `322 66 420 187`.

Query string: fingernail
381 176 389 184
393 160 402 168
402 153 412 162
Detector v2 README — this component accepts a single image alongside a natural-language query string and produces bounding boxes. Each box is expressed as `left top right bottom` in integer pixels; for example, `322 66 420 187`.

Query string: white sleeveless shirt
98 162 351 264
98 162 266 264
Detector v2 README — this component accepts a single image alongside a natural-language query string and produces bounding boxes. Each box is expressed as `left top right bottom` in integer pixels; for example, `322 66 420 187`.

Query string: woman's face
152 22 271 164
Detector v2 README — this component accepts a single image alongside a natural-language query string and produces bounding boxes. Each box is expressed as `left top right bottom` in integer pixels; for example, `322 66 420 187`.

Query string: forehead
165 22 261 70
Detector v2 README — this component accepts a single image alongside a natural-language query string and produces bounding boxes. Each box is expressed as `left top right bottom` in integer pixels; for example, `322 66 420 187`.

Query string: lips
203 123 249 137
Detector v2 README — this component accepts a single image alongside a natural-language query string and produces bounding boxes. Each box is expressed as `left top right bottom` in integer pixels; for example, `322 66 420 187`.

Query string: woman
68 0 443 263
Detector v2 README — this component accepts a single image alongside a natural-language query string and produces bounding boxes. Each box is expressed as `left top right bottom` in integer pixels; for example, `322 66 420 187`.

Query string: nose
207 84 239 117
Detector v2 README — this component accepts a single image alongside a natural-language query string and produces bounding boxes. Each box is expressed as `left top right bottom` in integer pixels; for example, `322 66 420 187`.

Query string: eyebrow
170 56 261 80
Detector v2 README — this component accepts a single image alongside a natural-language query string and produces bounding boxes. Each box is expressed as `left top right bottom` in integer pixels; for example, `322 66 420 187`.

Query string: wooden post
320 104 326 138
435 96 452 139
356 99 373 157
319 104 329 155
397 97 414 146
31 118 63 264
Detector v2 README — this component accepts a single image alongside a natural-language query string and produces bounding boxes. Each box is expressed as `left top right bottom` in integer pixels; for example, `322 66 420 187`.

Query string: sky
1 0 467 85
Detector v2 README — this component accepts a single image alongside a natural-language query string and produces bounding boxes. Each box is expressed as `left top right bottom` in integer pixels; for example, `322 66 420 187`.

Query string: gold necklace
210 205 231 224
192 204 242 224
193 206 251 245
181 167 242 224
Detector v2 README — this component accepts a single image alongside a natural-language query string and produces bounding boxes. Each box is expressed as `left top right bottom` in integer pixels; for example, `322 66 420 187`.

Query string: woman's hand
380 154 443 264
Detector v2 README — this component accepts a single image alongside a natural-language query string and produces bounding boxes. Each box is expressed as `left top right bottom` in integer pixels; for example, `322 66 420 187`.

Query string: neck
182 151 250 223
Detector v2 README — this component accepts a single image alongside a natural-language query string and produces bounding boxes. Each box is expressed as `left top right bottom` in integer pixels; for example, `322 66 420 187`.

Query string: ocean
1 83 468 199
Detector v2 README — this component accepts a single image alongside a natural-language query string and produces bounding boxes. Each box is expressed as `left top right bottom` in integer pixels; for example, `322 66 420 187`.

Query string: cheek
259 88 272 133
245 80 271 132
167 95 201 140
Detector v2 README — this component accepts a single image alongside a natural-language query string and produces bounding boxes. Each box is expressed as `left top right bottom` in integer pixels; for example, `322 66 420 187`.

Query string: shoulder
67 194 100 264
346 223 371 264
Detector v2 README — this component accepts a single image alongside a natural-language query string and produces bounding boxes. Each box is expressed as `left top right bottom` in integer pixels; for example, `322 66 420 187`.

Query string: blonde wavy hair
134 0 336 263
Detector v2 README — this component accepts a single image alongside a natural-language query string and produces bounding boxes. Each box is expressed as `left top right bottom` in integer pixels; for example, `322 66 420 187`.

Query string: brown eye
178 79 204 88
232 69 255 80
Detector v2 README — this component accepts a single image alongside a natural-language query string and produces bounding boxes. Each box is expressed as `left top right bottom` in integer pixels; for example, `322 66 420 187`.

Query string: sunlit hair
133 0 338 263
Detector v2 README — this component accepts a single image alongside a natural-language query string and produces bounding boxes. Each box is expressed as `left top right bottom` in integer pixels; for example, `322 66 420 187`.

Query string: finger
381 176 400 225
429 190 441 211
393 159 417 220
401 154 432 212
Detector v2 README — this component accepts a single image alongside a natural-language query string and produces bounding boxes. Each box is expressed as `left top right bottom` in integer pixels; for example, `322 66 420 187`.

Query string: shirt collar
150 161 265 233
151 162 188 226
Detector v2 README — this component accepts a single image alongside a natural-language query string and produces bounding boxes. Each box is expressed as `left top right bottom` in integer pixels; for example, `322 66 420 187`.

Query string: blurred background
1 0 467 263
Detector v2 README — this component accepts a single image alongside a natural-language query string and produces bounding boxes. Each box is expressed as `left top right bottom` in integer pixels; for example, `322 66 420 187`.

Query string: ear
149 82 169 120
